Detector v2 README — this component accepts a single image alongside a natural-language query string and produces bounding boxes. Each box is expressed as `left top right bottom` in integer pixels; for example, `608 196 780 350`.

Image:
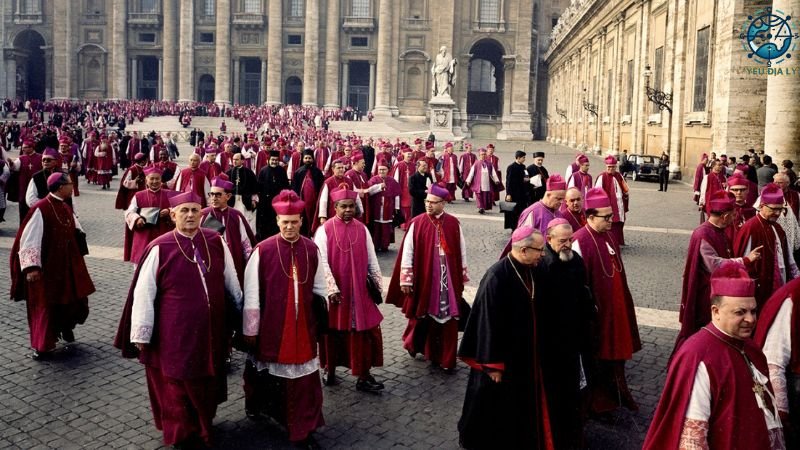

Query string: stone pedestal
429 96 461 141
497 112 534 140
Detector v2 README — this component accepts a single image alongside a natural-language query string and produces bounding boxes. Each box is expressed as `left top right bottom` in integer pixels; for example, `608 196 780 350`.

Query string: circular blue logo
740 8 796 66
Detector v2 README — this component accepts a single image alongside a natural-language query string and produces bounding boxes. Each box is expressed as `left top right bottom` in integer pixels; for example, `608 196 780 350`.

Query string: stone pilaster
111 0 128 99
260 58 267 103
765 0 800 162
265 0 283 105
340 62 349 107
52 1 67 98
633 0 650 154
373 0 393 115
368 61 376 110
322 0 340 109
610 13 625 154
665 0 685 176
162 0 178 101
497 0 534 140
178 0 195 102
302 0 320 106
214 0 231 105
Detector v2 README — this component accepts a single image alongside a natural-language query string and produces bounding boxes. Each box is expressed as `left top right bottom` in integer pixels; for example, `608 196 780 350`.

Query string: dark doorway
137 56 159 99
198 74 215 103
285 77 302 105
347 61 370 112
13 30 46 100
239 58 262 105
467 39 505 117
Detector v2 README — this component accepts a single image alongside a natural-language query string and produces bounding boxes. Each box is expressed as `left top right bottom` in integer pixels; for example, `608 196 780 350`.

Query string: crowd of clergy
6 98 800 449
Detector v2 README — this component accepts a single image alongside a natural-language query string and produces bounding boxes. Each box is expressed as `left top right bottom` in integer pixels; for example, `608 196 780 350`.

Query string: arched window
351 0 370 17
406 67 423 98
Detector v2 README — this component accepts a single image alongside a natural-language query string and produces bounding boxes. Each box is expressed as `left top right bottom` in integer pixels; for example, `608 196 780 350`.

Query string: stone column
162 0 178 100
130 58 137 98
302 0 320 106
215 0 231 105
497 0 534 140
323 0 340 108
595 29 606 152
52 1 67 98
6 58 16 99
112 0 128 99
158 57 163 100
233 58 240 103
178 0 195 102
265 0 283 104
373 0 393 115
610 13 625 154
633 0 650 154
260 58 267 103
665 0 683 176
65 3 74 98
368 61 376 110
765 0 800 162
341 62 349 107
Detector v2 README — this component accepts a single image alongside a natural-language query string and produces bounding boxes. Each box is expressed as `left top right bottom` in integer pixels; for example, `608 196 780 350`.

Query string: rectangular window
652 46 664 113
289 0 304 17
20 0 41 14
242 0 261 13
203 0 215 16
351 36 368 47
287 34 302 45
693 26 710 112
479 0 499 22
199 32 214 44
86 0 104 14
351 0 370 17
626 59 634 115
139 0 158 13
138 32 156 44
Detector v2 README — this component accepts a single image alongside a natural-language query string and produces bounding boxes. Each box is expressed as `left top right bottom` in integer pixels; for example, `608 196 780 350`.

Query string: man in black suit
505 150 531 229
409 160 433 219
526 151 550 203
361 137 376 175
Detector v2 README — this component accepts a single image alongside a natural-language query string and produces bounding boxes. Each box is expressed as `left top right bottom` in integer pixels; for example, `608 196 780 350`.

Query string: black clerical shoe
478 209 485 214
292 435 321 450
440 367 456 375
356 378 383 394
61 329 75 343
364 374 385 390
30 349 53 361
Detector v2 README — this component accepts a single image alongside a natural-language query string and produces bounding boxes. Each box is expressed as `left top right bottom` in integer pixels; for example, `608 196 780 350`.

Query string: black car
630 154 659 181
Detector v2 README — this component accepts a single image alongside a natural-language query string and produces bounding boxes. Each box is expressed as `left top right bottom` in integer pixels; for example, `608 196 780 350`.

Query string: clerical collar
48 193 65 202
280 234 300 244
147 188 161 193
175 229 199 239
710 322 745 343
215 206 228 212
427 212 445 219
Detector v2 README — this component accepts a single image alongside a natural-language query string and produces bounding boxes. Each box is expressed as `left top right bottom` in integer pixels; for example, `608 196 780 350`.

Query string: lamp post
643 63 672 113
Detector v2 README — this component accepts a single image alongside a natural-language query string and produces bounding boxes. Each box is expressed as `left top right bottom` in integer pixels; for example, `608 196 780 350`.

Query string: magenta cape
733 215 793 307
596 172 628 222
754 277 800 374
367 175 401 221
310 175 353 235
115 165 146 210
177 167 209 207
124 189 176 263
643 325 773 450
568 170 593 198
386 212 466 319
559 202 586 232
251 235 321 363
201 207 255 285
674 221 734 353
573 225 640 360
114 229 231 383
322 217 383 331
391 161 414 208
725 203 756 243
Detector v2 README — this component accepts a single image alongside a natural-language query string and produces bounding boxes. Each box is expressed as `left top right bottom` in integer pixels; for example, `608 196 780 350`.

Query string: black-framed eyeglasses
763 204 785 213
424 200 444 205
521 246 546 253
594 213 614 222
207 192 224 198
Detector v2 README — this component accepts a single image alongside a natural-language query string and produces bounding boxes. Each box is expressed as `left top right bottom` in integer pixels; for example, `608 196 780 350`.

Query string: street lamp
643 63 672 114
582 88 598 117
555 98 568 120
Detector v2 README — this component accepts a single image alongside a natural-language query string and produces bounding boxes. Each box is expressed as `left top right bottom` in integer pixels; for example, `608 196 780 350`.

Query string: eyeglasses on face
207 192 225 198
593 213 614 222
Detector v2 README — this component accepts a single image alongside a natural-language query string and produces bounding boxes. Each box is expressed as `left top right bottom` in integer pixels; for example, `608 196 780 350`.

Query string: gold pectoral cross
753 382 767 400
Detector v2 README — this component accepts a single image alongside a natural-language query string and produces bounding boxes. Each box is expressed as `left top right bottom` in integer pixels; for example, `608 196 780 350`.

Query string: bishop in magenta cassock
566 154 593 199
123 167 175 264
726 173 757 243
673 190 760 354
174 153 211 207
114 191 243 449
463 148 502 214
114 152 147 210
644 262 784 450
458 144 477 201
698 159 727 224
734 183 799 308
458 226 554 450
367 162 401 252
313 187 385 392
386 184 470 372
201 178 256 286
8 138 43 222
313 159 362 234
242 190 326 447
560 187 587 232
10 173 94 359
391 150 416 230
572 187 641 413
594 155 629 246
438 142 460 200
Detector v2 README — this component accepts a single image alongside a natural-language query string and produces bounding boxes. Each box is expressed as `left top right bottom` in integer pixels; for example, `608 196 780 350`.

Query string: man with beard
10 173 94 359
367 162 402 251
174 153 211 207
114 152 147 210
561 187 587 231
202 178 256 285
572 187 641 414
527 151 549 203
504 150 531 230
536 219 594 449
226 153 260 229
292 149 325 237
734 183 799 308
242 190 327 447
123 167 175 264
457 226 552 449
256 150 290 240
114 191 243 449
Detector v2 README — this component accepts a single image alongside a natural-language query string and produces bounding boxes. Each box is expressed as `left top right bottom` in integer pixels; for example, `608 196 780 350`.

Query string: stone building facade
0 0 569 140
544 0 800 176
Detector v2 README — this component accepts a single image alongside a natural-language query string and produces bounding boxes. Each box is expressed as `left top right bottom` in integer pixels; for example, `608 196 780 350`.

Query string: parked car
630 154 659 181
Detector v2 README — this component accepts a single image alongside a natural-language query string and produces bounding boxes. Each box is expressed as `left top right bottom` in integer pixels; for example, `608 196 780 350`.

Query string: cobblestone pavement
0 116 692 449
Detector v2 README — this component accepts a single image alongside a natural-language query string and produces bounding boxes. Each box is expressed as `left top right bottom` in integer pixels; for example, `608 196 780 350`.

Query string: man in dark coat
504 150 531 229
408 160 432 219
527 151 549 203
291 149 325 237
457 226 553 449
226 153 259 212
256 150 290 240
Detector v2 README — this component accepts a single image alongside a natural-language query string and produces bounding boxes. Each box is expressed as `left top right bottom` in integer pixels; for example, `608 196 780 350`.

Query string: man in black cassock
536 218 595 449
458 226 554 449
256 150 290 240
527 151 549 203
226 153 259 211
361 138 376 175
409 160 432 219
291 149 325 236
504 150 532 229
